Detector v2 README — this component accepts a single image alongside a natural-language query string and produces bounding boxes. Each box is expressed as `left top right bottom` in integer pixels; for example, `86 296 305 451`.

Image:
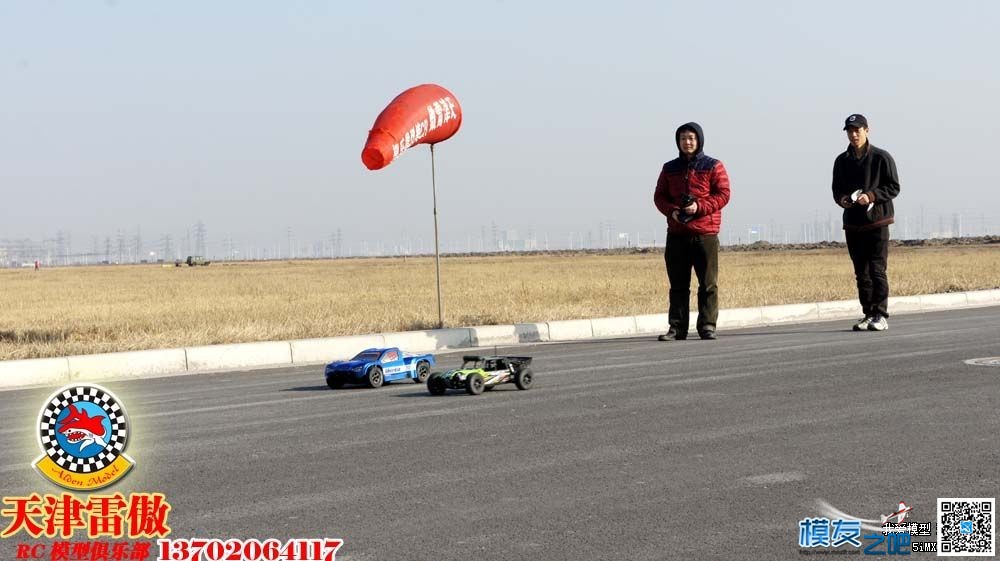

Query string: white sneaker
867 315 888 331
852 317 872 331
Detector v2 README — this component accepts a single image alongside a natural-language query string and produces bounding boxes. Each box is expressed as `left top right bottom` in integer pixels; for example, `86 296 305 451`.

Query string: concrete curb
591 316 639 338
68 349 187 382
383 328 472 351
186 341 292 372
289 335 386 364
0 357 70 388
468 323 549 347
2 288 999 389
547 319 594 341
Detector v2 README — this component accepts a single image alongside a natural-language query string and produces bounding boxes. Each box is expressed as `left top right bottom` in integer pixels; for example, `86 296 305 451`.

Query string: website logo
32 384 135 491
805 499 937 554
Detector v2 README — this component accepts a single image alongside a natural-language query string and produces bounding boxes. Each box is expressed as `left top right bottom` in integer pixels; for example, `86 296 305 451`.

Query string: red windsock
361 84 462 171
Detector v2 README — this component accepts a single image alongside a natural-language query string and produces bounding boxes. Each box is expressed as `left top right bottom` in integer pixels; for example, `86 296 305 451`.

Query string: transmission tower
116 230 126 263
161 235 173 261
194 221 207 257
55 231 67 266
133 226 143 263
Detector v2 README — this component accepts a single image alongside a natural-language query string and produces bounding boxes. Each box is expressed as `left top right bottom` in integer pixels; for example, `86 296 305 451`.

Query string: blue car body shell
324 347 435 385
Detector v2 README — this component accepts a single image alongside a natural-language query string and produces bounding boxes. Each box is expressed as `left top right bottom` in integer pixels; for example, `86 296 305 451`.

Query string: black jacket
832 142 900 230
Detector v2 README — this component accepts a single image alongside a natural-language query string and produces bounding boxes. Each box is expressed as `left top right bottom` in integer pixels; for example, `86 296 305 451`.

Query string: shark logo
33 384 134 491
57 404 110 453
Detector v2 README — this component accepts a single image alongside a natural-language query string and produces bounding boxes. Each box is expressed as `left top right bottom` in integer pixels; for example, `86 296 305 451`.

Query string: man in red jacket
653 122 731 340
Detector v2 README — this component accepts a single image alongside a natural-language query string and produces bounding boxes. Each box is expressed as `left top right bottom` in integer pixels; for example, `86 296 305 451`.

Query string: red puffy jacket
653 123 731 236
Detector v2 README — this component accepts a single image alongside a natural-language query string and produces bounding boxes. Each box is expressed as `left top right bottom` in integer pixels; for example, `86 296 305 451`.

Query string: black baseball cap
843 113 868 130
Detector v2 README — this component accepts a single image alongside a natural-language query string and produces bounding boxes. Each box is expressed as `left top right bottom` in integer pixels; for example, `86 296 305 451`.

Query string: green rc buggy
426 355 534 395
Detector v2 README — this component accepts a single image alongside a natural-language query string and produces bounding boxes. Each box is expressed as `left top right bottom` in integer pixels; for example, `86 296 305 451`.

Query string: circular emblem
33 384 135 490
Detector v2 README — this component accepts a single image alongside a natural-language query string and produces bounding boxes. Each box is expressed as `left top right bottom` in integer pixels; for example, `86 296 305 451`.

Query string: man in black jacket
832 114 900 331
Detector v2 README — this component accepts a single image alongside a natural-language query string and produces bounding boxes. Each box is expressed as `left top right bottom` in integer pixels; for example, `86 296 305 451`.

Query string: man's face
678 130 698 156
846 126 868 149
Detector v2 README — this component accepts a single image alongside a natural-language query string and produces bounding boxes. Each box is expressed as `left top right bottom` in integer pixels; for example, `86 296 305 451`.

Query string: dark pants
845 226 890 318
665 233 720 335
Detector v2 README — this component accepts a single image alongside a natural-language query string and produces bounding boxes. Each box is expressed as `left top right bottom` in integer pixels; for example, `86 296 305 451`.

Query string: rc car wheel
466 373 485 395
415 361 431 384
515 367 533 390
427 374 447 396
366 365 384 388
326 377 345 389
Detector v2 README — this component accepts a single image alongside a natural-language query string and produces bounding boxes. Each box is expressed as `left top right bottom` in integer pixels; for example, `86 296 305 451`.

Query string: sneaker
658 328 687 341
867 315 888 331
699 329 717 340
852 316 872 331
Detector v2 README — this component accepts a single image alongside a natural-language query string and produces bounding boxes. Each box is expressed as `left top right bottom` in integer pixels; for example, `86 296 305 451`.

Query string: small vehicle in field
325 347 435 389
427 355 534 395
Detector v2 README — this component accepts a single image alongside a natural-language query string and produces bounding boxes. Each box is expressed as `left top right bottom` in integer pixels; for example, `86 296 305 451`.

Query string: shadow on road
282 383 433 392
393 391 484 398
281 385 331 392
716 328 855 337
394 387 524 398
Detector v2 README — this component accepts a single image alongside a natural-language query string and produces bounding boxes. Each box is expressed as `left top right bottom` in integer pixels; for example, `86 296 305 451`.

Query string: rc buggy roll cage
427 355 534 395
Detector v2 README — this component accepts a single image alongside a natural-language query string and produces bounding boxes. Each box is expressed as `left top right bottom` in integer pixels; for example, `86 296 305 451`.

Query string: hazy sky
3 1 999 253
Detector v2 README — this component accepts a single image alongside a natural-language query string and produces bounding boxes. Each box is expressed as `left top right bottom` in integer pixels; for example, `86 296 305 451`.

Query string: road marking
740 471 807 486
965 357 1000 367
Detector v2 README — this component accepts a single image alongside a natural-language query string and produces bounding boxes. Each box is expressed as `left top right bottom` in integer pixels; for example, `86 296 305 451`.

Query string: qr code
938 498 995 556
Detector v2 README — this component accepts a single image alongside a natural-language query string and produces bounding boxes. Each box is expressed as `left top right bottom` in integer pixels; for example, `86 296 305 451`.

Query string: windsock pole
430 143 444 328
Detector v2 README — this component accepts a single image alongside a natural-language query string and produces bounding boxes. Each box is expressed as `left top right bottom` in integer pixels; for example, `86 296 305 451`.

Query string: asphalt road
2 307 998 560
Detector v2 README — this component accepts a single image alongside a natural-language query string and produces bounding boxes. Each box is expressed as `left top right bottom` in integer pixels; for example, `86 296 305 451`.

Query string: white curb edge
2 288 998 390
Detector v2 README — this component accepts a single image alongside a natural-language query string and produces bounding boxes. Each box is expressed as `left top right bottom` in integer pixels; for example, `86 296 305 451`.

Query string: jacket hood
675 122 705 158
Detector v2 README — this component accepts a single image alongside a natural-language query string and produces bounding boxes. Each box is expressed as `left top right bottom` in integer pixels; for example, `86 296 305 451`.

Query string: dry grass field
2 245 998 360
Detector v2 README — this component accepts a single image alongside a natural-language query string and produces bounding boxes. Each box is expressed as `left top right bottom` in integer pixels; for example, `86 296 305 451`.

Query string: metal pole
430 144 444 328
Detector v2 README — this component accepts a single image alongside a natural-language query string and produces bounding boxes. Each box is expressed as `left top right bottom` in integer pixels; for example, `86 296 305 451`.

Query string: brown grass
1 246 998 360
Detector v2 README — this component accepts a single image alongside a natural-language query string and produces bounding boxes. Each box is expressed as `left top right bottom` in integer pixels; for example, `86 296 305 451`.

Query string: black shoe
658 328 687 341
699 329 717 340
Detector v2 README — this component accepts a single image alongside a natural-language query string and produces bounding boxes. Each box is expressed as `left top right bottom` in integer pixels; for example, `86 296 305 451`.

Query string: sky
3 1 1000 257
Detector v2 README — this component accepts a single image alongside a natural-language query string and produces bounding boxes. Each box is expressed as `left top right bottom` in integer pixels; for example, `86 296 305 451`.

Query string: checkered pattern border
38 385 127 474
